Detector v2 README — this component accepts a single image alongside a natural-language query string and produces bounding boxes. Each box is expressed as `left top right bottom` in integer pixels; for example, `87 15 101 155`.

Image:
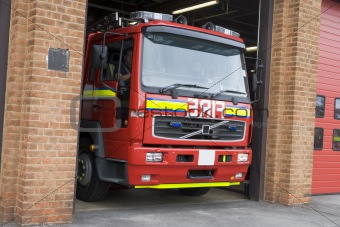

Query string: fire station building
0 0 339 225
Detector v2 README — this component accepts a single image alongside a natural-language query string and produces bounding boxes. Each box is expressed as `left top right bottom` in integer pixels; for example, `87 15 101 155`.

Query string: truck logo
179 121 229 139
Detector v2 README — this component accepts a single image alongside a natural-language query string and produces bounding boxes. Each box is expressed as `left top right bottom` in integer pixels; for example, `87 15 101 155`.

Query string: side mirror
91 45 108 69
252 72 264 92
252 73 258 92
245 56 264 103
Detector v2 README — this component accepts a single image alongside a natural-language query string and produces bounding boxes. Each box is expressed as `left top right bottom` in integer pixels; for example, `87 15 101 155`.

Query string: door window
103 39 134 128
314 128 323 150
334 98 340 119
315 95 325 118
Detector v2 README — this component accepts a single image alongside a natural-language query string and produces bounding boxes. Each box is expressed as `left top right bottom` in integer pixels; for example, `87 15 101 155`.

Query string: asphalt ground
70 190 340 227
68 189 340 227
3 188 340 226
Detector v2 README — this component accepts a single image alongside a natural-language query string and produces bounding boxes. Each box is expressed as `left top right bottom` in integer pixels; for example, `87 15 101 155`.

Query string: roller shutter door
312 0 340 195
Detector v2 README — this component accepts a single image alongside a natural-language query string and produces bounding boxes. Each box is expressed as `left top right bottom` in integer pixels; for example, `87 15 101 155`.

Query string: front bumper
127 147 251 186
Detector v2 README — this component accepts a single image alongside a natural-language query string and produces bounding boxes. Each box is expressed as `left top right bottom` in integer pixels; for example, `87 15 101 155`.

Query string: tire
178 187 211 196
76 137 109 202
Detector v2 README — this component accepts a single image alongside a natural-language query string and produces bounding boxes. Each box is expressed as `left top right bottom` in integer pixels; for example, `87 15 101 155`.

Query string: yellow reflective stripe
135 182 240 189
83 90 93 97
92 89 116 97
146 99 188 111
225 107 250 117
83 89 116 97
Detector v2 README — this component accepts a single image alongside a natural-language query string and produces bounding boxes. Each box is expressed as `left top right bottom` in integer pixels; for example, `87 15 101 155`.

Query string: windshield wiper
159 83 209 93
211 90 246 98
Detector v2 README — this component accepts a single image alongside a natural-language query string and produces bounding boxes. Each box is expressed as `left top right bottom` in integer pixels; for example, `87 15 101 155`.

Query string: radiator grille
153 116 245 141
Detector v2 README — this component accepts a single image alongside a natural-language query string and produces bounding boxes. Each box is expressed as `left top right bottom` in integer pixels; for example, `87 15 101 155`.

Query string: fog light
237 153 248 162
146 152 163 162
142 174 151 181
235 173 243 178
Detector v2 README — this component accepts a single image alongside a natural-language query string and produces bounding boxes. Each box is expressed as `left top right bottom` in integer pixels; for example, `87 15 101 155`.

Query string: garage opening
76 0 271 210
0 0 11 162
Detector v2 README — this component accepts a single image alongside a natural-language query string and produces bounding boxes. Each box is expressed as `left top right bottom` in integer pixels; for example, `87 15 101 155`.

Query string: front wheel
178 187 211 196
76 137 109 202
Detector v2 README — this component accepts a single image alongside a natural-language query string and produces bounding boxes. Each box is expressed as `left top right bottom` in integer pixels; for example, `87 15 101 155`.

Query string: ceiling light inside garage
172 0 219 14
246 46 257 52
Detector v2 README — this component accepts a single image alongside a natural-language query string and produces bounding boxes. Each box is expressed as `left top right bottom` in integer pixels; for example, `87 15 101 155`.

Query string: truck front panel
127 146 251 186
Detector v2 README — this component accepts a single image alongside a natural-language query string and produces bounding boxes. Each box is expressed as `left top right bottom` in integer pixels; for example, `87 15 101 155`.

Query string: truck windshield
141 32 249 98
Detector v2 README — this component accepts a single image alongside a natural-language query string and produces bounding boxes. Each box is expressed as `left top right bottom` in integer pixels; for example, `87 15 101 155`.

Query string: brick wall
265 0 322 205
0 0 86 225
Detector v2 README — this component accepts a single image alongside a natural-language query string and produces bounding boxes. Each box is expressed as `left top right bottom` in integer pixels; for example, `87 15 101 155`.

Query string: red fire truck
77 11 257 201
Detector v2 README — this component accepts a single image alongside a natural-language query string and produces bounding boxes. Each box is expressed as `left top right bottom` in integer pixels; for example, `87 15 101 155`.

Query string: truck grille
153 116 245 141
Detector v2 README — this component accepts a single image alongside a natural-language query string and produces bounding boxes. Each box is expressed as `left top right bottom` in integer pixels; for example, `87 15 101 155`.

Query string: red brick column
265 0 322 205
0 1 86 225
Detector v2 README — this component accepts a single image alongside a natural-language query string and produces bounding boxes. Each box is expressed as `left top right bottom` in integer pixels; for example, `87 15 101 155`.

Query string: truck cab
77 11 254 201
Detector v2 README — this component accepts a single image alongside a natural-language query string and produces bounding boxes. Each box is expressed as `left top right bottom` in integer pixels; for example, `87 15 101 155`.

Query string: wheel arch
79 120 105 158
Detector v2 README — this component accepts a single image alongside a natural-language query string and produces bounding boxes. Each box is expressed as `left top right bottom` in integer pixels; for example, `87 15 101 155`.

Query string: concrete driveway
5 188 339 226
70 189 340 227
75 187 247 211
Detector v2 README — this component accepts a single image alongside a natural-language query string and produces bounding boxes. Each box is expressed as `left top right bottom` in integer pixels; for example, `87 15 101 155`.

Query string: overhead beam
232 4 259 13
88 3 130 15
224 17 258 28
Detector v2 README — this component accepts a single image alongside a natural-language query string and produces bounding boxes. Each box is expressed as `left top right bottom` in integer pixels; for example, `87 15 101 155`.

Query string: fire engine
77 11 261 201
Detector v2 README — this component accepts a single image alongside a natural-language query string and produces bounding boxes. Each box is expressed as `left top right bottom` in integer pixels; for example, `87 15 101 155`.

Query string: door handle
91 104 101 111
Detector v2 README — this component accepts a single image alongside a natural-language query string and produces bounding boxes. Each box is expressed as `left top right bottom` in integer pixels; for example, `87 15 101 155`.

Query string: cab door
91 79 119 131
90 38 127 145
81 43 98 120
91 42 120 132
91 37 135 160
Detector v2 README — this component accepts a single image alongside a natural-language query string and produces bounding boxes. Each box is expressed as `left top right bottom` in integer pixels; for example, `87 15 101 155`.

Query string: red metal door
312 0 340 195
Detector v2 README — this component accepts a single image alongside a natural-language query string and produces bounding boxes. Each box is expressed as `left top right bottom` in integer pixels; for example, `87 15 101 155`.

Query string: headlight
146 152 163 162
237 153 248 162
235 173 243 178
